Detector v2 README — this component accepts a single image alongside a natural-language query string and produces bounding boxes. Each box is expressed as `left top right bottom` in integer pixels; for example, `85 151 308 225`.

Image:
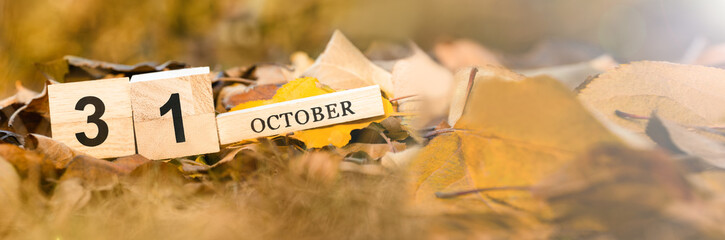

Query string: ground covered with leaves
2 30 725 239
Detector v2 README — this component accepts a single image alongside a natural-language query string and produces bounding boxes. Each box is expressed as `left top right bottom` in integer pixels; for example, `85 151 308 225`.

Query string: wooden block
216 85 385 145
48 78 136 158
130 67 220 160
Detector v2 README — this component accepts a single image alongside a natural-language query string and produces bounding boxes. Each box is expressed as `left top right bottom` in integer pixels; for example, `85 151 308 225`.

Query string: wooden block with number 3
129 67 220 160
48 78 136 158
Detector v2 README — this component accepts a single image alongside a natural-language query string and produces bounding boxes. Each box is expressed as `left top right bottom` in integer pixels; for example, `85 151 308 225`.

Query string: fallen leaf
290 51 314 78
535 145 700 239
8 83 51 136
448 66 525 126
645 113 725 169
223 84 279 110
433 38 501 71
0 157 21 230
60 155 123 188
49 178 91 227
230 77 394 148
302 30 393 95
391 43 454 128
26 133 81 168
35 55 187 83
578 61 725 142
516 55 617 90
409 75 623 213
112 154 151 174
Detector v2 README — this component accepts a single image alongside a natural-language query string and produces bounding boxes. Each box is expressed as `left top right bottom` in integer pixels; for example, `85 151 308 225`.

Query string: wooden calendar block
129 67 220 160
48 78 136 158
216 85 385 145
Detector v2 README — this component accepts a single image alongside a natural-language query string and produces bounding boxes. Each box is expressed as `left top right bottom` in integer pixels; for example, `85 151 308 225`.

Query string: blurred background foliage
2 0 725 96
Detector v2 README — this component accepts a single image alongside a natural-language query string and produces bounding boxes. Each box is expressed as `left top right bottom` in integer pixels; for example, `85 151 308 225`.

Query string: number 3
75 96 109 147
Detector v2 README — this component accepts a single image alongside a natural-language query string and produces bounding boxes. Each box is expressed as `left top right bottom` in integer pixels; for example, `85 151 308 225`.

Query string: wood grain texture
216 85 384 145
48 78 136 158
130 67 219 160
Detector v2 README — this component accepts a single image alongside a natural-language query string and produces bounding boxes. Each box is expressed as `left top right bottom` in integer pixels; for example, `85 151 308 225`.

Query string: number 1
160 93 185 143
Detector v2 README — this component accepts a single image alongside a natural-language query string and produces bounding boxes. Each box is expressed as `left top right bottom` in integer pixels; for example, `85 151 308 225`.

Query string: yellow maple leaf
230 77 393 148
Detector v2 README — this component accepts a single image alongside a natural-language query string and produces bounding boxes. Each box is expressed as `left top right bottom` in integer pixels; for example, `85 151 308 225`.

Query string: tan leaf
578 61 725 142
645 113 725 169
222 84 279 110
391 43 454 127
302 30 393 95
49 178 91 227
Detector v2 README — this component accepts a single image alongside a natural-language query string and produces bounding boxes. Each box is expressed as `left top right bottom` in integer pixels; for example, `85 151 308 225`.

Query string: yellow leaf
409 70 623 214
230 77 393 148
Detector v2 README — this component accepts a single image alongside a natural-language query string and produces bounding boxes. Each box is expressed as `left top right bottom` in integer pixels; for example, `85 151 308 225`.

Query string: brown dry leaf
534 145 707 239
112 154 150 174
448 65 525 126
578 61 725 142
49 178 91 227
516 55 617 90
0 157 21 230
222 84 279 110
340 143 406 160
433 38 501 71
391 43 454 128
409 75 623 214
302 30 393 95
60 155 124 189
290 151 341 184
645 113 725 169
8 83 50 136
35 55 187 83
0 144 55 178
26 134 82 169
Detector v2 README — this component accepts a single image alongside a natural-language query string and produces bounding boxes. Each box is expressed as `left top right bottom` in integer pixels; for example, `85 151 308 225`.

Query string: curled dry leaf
391 43 454 128
302 30 393 95
409 75 623 213
645 113 725 169
60 155 124 189
9 83 51 136
578 61 725 142
433 38 501 71
26 133 81 168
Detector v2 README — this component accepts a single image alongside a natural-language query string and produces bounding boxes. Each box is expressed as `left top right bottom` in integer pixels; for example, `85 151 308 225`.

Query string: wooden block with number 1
129 67 220 160
48 78 136 158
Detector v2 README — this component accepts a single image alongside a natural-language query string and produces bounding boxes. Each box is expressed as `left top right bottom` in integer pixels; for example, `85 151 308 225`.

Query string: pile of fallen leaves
2 30 725 239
